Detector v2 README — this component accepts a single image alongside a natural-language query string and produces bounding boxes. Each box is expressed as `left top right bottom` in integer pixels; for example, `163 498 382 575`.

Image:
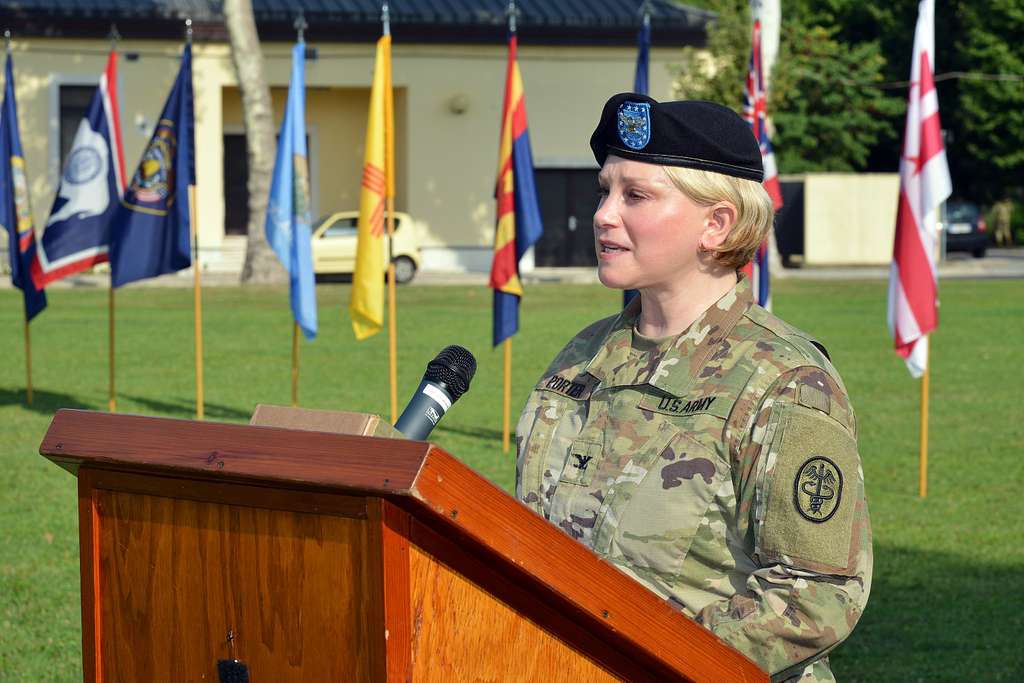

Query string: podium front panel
79 469 386 682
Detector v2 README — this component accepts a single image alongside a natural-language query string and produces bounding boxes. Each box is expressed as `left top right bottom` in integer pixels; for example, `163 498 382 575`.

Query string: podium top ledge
40 409 431 495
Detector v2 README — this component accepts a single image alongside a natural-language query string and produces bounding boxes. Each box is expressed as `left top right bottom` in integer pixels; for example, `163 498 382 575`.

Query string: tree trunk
223 0 286 283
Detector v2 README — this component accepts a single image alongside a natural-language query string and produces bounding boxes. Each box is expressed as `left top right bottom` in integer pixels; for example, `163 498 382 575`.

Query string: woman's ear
699 202 738 251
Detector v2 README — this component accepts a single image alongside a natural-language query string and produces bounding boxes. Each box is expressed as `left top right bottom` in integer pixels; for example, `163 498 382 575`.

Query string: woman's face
594 155 708 294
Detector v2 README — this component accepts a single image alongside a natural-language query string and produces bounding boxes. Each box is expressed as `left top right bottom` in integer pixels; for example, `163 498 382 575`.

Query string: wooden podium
40 409 767 682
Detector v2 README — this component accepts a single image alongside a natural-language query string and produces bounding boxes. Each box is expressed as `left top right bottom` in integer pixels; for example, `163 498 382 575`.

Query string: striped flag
887 0 951 377
1 52 47 321
743 18 782 309
34 50 125 286
350 31 394 341
490 33 543 346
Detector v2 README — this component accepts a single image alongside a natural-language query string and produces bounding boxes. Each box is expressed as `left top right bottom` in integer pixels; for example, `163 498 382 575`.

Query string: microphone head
425 345 477 402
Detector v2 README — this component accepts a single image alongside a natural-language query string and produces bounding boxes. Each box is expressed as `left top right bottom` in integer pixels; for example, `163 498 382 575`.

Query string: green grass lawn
1 278 1022 681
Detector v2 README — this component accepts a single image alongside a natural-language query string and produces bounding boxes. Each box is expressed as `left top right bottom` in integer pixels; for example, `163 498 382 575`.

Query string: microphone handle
394 380 454 440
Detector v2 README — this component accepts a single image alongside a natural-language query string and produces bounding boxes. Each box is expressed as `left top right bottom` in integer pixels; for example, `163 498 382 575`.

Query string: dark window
223 132 313 236
59 85 94 164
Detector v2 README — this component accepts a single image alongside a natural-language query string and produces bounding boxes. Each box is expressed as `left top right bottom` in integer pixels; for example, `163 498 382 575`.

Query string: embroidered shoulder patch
759 403 860 574
793 456 843 522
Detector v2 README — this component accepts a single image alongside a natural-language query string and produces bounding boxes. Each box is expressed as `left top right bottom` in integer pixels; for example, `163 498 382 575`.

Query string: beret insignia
793 456 843 523
617 101 651 151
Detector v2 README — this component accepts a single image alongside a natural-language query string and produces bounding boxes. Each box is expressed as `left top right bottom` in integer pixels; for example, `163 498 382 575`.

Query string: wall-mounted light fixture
447 93 469 115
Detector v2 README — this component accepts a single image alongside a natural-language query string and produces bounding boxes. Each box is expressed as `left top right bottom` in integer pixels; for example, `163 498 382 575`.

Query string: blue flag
266 42 316 339
110 44 193 287
624 14 651 309
0 54 46 321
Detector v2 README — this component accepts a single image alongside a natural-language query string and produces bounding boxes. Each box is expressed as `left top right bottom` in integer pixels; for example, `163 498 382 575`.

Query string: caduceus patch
794 456 843 522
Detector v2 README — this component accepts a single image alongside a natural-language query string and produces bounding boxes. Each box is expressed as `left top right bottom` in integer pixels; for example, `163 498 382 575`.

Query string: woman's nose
593 195 618 231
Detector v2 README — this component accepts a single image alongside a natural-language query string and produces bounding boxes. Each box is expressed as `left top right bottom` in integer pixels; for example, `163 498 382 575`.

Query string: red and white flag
887 0 951 378
742 17 782 310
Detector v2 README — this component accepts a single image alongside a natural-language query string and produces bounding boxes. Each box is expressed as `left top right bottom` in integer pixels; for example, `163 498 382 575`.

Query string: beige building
4 1 712 274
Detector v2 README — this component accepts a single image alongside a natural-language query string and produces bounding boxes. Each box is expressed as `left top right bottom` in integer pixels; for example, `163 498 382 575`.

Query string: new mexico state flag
349 33 394 340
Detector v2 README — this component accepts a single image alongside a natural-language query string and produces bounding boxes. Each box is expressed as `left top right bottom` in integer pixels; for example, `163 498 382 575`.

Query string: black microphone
394 345 477 440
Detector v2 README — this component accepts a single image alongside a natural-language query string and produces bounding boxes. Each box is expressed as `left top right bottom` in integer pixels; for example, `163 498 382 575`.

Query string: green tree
769 25 902 173
672 0 749 112
946 0 1024 203
669 1 901 174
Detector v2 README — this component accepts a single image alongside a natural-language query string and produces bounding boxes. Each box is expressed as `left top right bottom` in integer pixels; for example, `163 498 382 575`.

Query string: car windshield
945 202 978 222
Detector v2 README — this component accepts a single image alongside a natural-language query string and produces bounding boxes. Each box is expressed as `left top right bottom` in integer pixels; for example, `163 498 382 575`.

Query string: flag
743 18 782 309
350 32 394 341
887 0 951 378
490 34 543 347
34 50 125 287
109 44 193 287
633 15 650 96
1 53 46 320
624 12 651 308
266 42 316 340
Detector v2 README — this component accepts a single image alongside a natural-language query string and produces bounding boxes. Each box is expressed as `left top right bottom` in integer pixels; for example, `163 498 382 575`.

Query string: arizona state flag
110 44 193 287
490 34 543 346
349 32 394 340
1 53 46 320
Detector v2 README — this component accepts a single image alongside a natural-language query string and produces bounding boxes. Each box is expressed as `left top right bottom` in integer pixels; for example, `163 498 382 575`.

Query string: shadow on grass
833 543 1024 681
435 422 504 440
0 387 96 414
118 394 251 422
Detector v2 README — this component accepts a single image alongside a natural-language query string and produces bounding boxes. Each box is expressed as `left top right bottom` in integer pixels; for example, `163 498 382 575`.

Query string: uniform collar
584 276 753 396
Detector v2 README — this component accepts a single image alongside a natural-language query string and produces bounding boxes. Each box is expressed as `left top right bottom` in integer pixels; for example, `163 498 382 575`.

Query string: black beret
589 93 764 182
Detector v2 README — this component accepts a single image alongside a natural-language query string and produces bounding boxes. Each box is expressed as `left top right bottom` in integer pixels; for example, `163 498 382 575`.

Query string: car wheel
392 256 417 284
972 247 987 258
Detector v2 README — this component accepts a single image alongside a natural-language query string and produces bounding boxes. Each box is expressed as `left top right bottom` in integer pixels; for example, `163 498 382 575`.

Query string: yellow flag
350 34 394 340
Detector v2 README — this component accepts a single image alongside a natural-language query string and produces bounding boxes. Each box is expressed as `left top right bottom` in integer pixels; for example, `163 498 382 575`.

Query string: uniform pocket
515 388 587 513
599 429 727 578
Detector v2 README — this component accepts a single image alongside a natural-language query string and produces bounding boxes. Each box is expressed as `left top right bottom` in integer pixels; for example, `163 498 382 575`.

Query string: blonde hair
662 165 775 270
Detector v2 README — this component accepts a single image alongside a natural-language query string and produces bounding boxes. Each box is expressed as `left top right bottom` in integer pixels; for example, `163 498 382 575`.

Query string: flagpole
24 319 33 406
292 322 299 406
107 25 119 414
920 353 929 498
190 183 205 419
382 2 398 423
502 338 512 453
108 287 116 412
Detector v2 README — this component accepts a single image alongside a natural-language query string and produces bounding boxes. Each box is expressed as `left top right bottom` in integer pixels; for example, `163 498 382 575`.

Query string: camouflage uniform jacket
515 277 872 682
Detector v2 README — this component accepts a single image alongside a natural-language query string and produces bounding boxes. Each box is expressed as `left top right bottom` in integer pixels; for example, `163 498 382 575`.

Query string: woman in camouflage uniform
516 94 871 682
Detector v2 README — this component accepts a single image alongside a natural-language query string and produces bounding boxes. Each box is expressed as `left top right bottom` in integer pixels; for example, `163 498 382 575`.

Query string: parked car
311 210 422 283
940 200 987 258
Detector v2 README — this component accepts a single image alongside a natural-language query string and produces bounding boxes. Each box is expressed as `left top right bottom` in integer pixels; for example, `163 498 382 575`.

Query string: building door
223 134 248 235
534 168 599 267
